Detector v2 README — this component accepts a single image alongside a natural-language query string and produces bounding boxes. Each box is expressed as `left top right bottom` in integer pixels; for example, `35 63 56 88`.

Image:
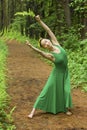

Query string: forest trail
7 40 87 130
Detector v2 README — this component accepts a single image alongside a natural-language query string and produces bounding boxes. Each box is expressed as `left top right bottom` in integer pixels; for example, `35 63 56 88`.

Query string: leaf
15 10 35 17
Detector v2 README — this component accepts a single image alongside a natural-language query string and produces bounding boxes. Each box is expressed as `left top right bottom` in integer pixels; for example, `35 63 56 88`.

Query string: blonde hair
38 37 43 47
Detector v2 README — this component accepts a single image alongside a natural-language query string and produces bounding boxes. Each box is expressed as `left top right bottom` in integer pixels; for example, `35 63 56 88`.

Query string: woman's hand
25 40 32 47
35 15 41 21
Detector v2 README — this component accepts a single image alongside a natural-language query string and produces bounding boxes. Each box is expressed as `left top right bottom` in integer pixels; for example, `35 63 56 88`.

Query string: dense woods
0 1 87 129
0 0 87 39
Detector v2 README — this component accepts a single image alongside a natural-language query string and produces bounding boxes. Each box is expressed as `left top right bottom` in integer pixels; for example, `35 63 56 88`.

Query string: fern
15 9 35 17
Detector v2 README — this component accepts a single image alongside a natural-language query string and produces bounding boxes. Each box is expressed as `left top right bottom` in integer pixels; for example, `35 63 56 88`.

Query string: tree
1 0 8 32
61 0 71 27
0 0 87 39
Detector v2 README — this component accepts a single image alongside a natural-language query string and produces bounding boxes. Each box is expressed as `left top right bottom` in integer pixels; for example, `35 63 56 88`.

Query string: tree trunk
80 14 87 39
8 0 16 24
0 0 3 31
2 0 8 31
62 0 71 27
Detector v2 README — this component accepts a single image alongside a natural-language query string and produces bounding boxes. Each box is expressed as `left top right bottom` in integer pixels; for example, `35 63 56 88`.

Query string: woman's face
41 39 52 49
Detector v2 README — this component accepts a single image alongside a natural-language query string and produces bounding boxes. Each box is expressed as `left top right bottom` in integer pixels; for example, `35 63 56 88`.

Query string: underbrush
67 47 87 90
0 40 16 130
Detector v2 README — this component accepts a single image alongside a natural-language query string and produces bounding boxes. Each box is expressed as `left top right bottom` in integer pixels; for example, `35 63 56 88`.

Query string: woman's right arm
26 40 55 61
35 15 60 46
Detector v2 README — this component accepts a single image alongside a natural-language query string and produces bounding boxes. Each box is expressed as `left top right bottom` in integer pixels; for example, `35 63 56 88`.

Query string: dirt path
7 40 87 130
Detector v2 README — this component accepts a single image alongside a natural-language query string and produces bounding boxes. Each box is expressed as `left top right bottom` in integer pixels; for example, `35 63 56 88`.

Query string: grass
0 39 16 130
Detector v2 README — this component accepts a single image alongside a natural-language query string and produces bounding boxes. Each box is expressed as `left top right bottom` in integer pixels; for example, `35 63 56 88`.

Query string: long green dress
34 45 73 114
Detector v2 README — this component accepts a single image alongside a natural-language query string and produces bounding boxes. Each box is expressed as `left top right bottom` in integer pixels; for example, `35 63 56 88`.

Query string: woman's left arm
35 15 60 46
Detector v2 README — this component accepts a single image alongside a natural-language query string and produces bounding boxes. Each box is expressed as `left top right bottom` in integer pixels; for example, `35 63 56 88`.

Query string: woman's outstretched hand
25 40 32 47
35 15 41 21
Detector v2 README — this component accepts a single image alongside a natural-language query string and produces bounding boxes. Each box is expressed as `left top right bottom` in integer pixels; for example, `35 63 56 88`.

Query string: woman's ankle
28 108 36 118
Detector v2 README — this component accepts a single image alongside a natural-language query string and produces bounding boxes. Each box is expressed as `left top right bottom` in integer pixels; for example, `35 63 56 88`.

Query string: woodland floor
7 40 87 130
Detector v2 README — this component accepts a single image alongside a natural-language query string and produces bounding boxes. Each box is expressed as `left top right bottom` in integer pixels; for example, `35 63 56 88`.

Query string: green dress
34 45 73 114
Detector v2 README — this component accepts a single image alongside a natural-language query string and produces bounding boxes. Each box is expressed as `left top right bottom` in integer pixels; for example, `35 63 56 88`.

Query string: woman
26 15 73 118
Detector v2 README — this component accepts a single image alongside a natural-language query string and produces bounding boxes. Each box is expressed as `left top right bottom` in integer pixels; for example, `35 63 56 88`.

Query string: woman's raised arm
35 15 60 45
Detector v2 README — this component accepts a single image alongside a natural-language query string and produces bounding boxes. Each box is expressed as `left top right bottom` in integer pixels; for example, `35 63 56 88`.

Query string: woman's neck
51 46 60 53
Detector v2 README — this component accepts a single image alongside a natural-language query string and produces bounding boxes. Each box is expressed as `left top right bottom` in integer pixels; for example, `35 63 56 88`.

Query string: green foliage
8 9 35 37
58 28 80 50
67 39 87 91
0 40 8 109
70 0 87 13
0 40 15 130
15 9 35 17
0 0 87 39
9 17 26 32
1 30 27 43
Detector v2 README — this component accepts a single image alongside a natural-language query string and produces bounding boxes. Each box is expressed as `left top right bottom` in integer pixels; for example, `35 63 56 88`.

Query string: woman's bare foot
28 108 35 118
66 111 72 116
28 113 34 118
